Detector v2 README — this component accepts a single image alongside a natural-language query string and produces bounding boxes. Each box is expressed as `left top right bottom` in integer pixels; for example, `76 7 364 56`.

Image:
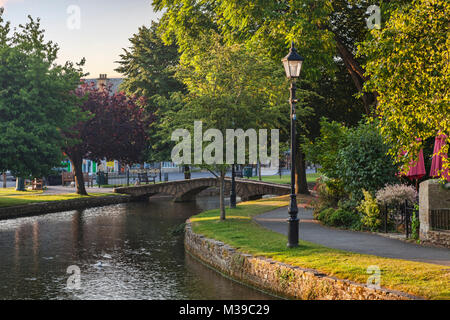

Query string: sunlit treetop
359 0 449 174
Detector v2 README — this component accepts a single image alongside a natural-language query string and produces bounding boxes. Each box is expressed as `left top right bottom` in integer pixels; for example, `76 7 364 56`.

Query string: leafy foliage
317 207 360 228
306 120 398 199
336 121 398 199
0 11 85 177
357 190 382 231
359 0 450 172
375 184 418 206
304 118 348 179
116 22 185 162
171 35 287 218
62 83 150 194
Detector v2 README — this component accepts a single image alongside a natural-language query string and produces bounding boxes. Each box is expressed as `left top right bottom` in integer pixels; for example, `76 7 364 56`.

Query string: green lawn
190 195 450 300
0 188 115 208
249 173 320 185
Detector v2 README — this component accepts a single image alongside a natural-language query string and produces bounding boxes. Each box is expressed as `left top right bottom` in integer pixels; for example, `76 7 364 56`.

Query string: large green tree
152 0 379 194
359 0 449 172
116 22 185 163
171 36 286 219
0 11 85 178
152 0 408 112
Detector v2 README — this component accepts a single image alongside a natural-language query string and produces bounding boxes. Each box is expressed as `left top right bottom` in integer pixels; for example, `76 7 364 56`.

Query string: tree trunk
70 154 88 196
334 37 376 114
295 147 310 195
2 173 6 188
219 170 226 221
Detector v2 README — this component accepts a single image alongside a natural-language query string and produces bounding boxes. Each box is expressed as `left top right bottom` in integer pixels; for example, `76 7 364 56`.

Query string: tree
116 22 186 164
336 121 398 199
171 36 286 219
305 119 398 200
0 11 85 178
62 83 150 195
152 0 408 112
152 0 374 194
359 0 449 172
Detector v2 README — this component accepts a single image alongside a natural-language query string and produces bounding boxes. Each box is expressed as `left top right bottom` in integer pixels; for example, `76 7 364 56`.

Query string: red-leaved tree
63 82 151 195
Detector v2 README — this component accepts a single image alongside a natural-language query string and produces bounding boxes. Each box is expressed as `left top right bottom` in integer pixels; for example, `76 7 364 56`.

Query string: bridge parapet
114 177 290 202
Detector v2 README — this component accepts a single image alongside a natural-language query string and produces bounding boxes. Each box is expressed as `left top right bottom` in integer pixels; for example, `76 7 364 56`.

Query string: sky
1 0 161 78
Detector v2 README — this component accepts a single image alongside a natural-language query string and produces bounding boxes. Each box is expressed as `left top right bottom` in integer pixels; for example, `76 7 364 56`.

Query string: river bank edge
0 195 133 221
184 220 423 300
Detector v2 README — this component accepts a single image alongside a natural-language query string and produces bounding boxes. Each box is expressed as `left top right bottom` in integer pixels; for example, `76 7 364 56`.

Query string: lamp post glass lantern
282 42 304 248
282 42 304 79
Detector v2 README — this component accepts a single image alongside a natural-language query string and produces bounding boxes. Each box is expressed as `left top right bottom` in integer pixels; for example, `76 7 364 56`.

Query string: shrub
336 121 398 200
376 184 418 206
337 198 359 213
328 209 360 228
357 190 382 231
303 118 348 180
313 176 347 216
317 208 335 225
317 207 360 228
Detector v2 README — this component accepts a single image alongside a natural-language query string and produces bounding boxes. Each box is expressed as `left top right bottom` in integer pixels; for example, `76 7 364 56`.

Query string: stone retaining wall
419 180 450 248
0 195 131 221
423 230 450 248
185 221 420 300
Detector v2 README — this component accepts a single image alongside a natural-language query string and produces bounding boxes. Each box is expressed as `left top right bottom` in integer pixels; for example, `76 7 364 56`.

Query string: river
0 196 274 300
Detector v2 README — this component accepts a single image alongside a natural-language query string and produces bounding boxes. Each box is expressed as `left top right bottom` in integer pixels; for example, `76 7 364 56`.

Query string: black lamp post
230 164 237 208
282 42 304 248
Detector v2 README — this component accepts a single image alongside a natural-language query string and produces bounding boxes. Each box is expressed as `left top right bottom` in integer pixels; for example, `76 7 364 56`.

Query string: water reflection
0 196 274 300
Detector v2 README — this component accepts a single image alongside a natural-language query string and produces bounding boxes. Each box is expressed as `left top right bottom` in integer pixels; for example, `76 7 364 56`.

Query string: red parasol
406 148 426 181
430 133 449 181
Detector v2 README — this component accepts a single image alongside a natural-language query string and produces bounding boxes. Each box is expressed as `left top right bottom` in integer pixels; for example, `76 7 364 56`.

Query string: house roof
83 78 124 93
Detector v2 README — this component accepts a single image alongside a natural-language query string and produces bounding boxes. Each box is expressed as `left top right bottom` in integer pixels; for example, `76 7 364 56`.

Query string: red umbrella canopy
430 133 449 181
406 148 426 180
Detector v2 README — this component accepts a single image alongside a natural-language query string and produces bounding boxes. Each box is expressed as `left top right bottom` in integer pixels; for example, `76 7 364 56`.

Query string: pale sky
1 0 161 78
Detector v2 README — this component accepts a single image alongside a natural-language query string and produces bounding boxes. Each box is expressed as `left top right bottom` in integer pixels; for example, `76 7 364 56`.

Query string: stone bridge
114 178 290 202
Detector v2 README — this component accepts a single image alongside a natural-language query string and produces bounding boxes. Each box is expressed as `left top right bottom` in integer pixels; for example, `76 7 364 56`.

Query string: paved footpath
254 206 450 266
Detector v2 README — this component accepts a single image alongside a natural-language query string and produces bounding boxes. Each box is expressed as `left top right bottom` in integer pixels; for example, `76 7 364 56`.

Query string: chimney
97 74 108 89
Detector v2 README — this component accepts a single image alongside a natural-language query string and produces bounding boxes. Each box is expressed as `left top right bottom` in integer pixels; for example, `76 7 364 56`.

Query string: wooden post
2 173 6 188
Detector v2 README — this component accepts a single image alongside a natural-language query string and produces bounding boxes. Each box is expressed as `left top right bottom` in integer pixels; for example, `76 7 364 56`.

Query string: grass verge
249 173 320 185
190 195 450 300
0 188 115 208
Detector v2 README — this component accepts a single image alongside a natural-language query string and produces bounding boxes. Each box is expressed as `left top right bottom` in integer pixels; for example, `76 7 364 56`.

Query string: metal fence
381 200 417 238
97 170 161 187
430 209 450 231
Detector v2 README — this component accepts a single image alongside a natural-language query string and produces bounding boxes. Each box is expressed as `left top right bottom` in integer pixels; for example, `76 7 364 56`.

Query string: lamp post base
287 194 299 248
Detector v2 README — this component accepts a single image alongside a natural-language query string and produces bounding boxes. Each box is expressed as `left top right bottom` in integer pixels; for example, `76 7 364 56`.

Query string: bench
138 169 159 185
62 172 93 187
32 178 43 191
62 172 74 186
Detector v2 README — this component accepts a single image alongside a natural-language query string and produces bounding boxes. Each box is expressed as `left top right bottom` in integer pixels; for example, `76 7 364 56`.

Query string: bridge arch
114 178 290 203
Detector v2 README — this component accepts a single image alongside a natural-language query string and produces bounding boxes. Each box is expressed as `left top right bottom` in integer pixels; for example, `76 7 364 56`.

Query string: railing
430 209 450 232
381 200 417 238
97 169 161 187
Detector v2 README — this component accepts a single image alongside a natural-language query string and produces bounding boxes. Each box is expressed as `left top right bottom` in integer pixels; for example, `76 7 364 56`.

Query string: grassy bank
190 195 450 300
0 188 114 208
249 173 320 185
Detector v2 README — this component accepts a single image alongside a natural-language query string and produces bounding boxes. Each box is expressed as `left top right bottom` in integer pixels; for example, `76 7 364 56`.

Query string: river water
0 196 273 300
